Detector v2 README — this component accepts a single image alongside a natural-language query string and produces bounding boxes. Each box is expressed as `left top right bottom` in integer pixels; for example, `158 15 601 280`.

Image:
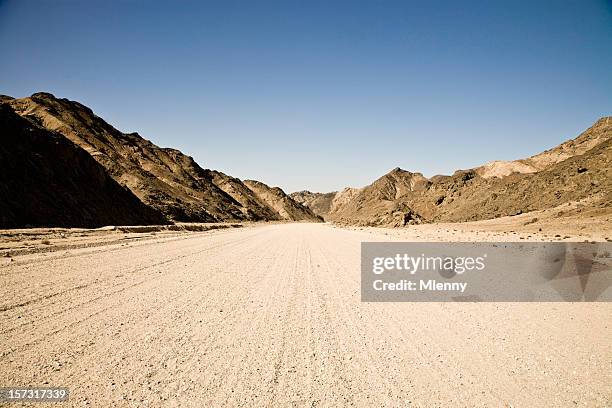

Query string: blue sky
1 0 611 192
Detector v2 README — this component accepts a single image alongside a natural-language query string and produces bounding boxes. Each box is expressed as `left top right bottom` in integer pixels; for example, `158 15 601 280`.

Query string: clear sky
1 0 611 193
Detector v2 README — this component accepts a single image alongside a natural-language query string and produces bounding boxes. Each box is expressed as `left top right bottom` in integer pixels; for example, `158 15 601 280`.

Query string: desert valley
1 92 610 234
1 93 611 406
2 1 611 406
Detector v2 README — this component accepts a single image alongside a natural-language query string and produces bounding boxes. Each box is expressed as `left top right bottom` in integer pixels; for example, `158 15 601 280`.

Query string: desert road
1 223 610 407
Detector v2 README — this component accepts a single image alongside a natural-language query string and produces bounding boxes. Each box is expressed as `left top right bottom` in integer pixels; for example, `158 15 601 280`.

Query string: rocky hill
243 181 322 222
208 171 282 221
0 104 167 228
427 137 612 222
475 117 612 178
2 92 321 227
324 169 430 226
289 191 337 219
324 117 612 226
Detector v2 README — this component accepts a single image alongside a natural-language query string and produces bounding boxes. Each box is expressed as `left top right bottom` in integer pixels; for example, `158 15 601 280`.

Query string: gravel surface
1 223 610 407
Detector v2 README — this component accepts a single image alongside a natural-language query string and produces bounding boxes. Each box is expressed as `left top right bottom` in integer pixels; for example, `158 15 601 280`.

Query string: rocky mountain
208 171 282 221
427 137 612 222
475 117 612 178
0 103 167 228
2 92 320 227
321 117 612 226
289 191 337 219
243 181 322 222
324 169 430 226
289 188 364 221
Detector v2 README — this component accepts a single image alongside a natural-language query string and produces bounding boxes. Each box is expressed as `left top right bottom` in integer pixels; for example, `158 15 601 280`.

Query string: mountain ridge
3 91 609 228
297 116 612 226
2 92 320 227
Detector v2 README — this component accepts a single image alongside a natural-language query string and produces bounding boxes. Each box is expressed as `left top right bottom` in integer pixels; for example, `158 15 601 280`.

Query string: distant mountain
289 191 337 219
2 92 321 227
324 168 429 226
0 104 167 228
243 181 322 222
305 117 612 226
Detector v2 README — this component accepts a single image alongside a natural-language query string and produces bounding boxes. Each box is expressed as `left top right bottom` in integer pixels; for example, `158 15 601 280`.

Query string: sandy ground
1 223 611 407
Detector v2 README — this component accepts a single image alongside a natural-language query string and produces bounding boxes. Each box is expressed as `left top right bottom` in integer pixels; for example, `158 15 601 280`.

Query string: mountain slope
7 93 317 223
289 191 337 219
327 117 612 226
0 104 168 228
429 138 612 222
208 171 281 221
326 169 429 226
475 117 612 178
7 93 244 222
243 181 322 222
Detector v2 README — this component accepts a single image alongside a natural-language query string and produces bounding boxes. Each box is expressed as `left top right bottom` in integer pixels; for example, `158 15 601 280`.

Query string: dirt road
1 224 610 406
